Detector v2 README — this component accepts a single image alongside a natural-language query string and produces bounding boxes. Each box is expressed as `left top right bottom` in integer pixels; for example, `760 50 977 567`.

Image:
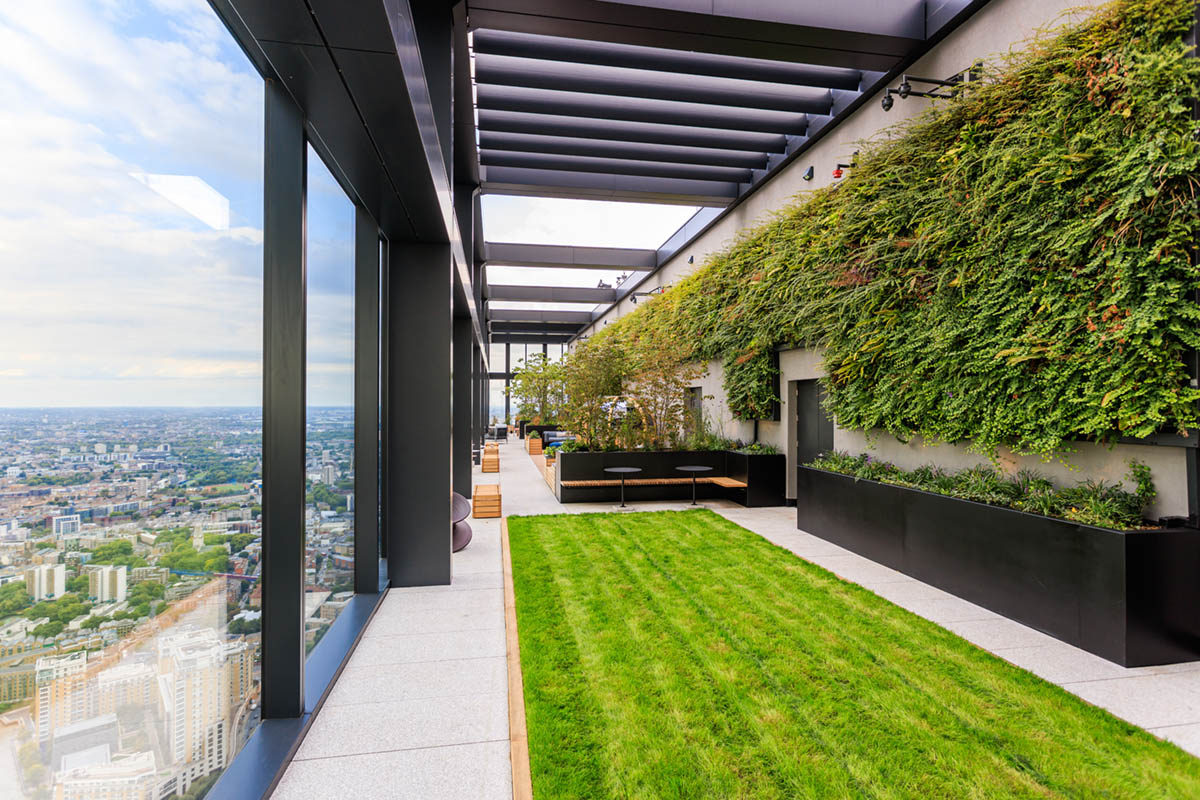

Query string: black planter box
556 450 785 507
522 423 559 440
796 466 1200 666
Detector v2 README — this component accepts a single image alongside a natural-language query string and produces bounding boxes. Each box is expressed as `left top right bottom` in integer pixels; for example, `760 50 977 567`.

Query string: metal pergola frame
199 0 1014 794
468 0 993 344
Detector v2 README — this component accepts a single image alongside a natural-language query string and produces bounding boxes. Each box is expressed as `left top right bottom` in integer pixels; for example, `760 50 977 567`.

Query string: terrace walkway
274 438 1200 799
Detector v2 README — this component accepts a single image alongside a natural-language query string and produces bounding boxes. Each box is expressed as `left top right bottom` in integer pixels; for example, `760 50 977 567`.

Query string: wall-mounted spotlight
687 255 694 264
802 166 814 181
881 62 982 112
832 153 857 180
631 286 669 305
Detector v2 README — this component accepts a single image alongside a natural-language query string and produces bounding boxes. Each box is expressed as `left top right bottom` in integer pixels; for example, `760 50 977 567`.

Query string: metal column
354 206 383 593
452 316 474 497
386 241 453 586
260 78 306 719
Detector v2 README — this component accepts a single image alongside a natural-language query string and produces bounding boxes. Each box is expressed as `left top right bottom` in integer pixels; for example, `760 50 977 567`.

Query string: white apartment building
52 514 81 536
85 565 127 604
24 564 66 601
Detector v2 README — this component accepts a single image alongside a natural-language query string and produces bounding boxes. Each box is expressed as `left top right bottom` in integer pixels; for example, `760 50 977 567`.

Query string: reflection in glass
305 146 355 652
0 1 264 796
488 343 506 371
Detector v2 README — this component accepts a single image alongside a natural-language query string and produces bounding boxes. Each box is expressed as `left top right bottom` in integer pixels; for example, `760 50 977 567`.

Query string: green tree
561 338 629 450
0 582 32 616
32 621 63 639
89 540 146 568
508 353 566 424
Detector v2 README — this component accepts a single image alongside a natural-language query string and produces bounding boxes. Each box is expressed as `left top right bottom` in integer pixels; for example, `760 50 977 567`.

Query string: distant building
35 651 90 742
56 749 157 800
24 564 66 601
95 663 154 714
50 713 119 771
93 444 106 455
53 515 82 536
320 464 337 485
129 567 169 585
156 629 253 790
0 662 35 703
133 477 149 496
5 466 20 479
346 493 354 512
85 566 127 603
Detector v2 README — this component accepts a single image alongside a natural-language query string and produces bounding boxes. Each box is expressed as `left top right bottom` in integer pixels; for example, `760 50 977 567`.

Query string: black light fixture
802 165 814 180
881 64 980 112
687 255 694 264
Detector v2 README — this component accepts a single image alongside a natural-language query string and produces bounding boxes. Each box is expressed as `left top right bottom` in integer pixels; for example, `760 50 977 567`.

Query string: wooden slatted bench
708 476 748 488
560 476 747 489
473 484 501 518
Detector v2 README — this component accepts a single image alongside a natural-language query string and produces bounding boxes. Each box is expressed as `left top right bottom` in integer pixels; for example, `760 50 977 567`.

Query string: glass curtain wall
0 1 264 797
304 146 355 652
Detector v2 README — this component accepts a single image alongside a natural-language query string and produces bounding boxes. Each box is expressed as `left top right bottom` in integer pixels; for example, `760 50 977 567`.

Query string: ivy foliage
583 0 1200 455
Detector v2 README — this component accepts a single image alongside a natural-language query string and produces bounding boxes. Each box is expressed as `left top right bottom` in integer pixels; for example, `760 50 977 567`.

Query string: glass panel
488 343 506 372
305 146 355 652
489 380 508 426
0 1 264 796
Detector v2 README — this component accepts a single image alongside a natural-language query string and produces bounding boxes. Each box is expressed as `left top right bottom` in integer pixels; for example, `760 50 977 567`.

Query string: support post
453 316 474 496
386 242 453 586
260 78 306 719
354 206 382 593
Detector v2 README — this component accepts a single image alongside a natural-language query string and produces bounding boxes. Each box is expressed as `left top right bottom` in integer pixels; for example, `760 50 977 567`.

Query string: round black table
675 465 714 505
451 492 473 552
603 466 643 508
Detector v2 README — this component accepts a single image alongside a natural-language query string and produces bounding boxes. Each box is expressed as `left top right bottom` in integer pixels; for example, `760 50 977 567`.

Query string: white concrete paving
277 435 1200 798
272 453 512 800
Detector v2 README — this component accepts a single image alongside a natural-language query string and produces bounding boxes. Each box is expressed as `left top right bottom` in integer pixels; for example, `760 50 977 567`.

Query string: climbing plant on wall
577 0 1200 456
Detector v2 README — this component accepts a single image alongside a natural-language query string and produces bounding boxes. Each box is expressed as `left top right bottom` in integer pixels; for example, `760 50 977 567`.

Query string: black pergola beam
478 110 786 153
488 284 617 303
476 85 808 135
465 0 919 71
479 131 768 169
475 54 833 114
491 333 575 344
479 150 752 184
489 308 594 324
471 29 863 90
490 321 582 334
481 165 736 205
485 242 656 270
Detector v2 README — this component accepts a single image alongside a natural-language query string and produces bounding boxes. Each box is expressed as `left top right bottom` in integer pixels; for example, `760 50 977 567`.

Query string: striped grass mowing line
506 509 1200 799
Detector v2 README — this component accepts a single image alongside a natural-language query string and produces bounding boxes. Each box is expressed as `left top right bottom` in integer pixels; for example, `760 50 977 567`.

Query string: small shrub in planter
809 451 1157 531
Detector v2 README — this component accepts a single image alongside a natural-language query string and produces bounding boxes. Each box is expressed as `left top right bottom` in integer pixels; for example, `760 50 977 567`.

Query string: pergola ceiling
471 0 981 345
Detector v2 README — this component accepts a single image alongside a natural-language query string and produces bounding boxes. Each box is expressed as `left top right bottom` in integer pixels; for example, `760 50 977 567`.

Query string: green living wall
583 0 1200 456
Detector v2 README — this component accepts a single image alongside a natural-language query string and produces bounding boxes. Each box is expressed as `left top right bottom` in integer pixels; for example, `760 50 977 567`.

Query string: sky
0 0 698 408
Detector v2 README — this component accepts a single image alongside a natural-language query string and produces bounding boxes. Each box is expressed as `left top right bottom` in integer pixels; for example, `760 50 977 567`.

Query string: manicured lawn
507 509 1200 799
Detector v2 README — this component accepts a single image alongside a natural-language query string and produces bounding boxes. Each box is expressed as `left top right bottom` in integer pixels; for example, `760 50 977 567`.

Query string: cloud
0 0 265 407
